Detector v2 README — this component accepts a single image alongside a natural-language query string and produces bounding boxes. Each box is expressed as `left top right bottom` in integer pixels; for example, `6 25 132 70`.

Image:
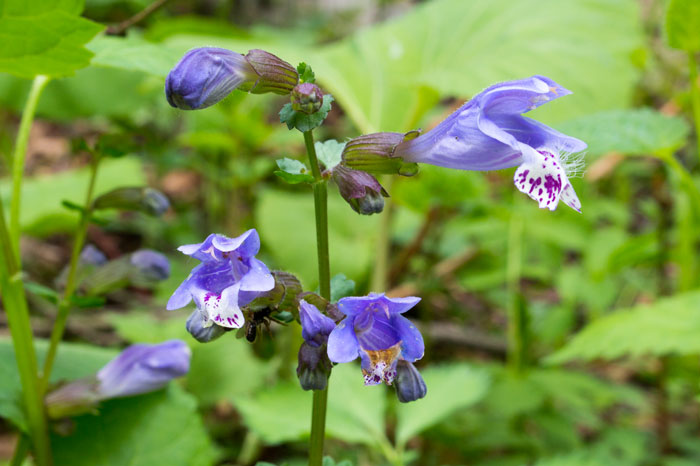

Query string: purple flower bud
393 76 586 212
80 244 107 266
332 165 388 215
186 310 228 343
45 378 100 419
327 293 424 387
130 250 170 281
297 341 332 391
96 340 191 399
299 299 335 347
167 230 275 329
291 83 324 114
92 186 170 216
166 47 256 110
394 360 427 403
342 131 420 176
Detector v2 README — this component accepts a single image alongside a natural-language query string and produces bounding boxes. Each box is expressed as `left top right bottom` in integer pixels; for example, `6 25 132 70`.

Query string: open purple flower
327 293 424 386
392 76 586 212
167 229 275 329
97 340 191 399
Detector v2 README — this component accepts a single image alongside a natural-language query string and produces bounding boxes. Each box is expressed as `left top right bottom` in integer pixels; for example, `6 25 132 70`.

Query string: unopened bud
92 186 170 216
291 83 324 114
394 360 427 403
299 300 335 346
332 164 388 215
186 310 228 343
297 341 332 391
129 250 170 282
342 131 421 175
45 378 100 419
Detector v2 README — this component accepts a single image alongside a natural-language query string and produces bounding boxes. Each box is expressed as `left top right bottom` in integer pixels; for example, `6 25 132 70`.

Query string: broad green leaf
330 273 355 302
0 0 103 78
274 158 315 184
279 94 334 132
52 386 215 466
87 34 184 78
547 291 700 364
395 363 490 448
557 109 690 158
256 189 379 288
0 157 146 235
315 139 345 171
665 0 700 51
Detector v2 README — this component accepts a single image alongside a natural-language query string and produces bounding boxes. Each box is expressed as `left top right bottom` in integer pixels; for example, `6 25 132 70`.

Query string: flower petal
478 75 570 115
212 229 260 257
514 150 578 211
392 315 424 362
488 113 587 154
166 272 196 310
327 316 360 363
382 295 421 314
193 283 245 329
239 258 275 292
299 300 336 346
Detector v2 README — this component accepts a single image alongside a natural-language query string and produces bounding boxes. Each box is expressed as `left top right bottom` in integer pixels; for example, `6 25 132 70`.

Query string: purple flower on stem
297 300 335 390
299 299 336 346
97 340 191 399
327 293 424 386
167 229 275 329
393 76 586 212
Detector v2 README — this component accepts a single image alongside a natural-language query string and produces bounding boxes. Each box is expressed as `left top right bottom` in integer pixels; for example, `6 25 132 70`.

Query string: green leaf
273 158 315 184
315 140 346 171
547 291 700 364
665 0 700 51
52 385 216 466
0 0 103 78
256 189 379 288
0 157 146 236
279 94 334 132
297 62 315 84
86 34 185 78
394 363 490 448
557 109 690 157
330 274 355 302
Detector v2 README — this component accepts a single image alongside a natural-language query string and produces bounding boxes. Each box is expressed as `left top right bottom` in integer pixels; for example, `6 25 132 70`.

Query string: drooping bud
93 187 170 216
332 164 388 215
96 340 191 399
291 83 324 114
81 250 170 296
394 360 427 403
297 341 333 391
186 310 228 343
166 47 256 110
241 49 299 95
299 300 335 346
342 131 421 176
129 250 170 282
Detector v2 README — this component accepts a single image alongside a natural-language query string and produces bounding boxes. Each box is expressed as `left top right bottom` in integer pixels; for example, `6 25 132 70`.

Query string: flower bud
166 47 256 110
242 49 299 95
394 360 427 403
297 341 333 391
332 164 388 215
342 131 421 175
80 244 108 266
186 310 228 343
299 300 335 346
97 340 191 399
129 250 170 282
92 186 170 216
291 83 324 114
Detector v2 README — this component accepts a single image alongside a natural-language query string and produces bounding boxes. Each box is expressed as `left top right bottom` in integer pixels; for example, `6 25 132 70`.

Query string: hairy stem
9 75 49 257
40 157 101 391
303 130 331 466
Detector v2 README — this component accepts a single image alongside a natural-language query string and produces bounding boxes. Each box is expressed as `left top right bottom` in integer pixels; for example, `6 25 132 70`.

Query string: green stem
10 435 30 466
9 75 49 257
0 193 51 465
506 209 525 374
303 130 331 466
39 157 100 391
688 52 700 163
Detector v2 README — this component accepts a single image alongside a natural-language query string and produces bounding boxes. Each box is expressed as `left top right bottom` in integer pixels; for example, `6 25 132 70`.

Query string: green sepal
279 94 334 132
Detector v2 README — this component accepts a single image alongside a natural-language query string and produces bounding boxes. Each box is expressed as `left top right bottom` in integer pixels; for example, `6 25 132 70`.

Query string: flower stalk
303 129 331 466
40 156 101 391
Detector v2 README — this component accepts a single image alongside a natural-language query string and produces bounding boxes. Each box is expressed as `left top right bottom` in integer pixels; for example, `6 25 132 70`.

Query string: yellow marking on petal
549 86 558 95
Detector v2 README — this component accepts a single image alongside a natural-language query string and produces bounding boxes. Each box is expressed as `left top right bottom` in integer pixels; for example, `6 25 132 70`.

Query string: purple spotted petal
327 316 360 363
97 340 191 399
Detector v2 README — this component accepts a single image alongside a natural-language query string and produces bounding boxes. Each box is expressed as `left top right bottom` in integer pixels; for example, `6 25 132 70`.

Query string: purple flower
167 229 275 329
393 76 586 212
327 293 423 386
299 299 336 346
97 340 191 399
166 47 255 110
130 249 170 281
